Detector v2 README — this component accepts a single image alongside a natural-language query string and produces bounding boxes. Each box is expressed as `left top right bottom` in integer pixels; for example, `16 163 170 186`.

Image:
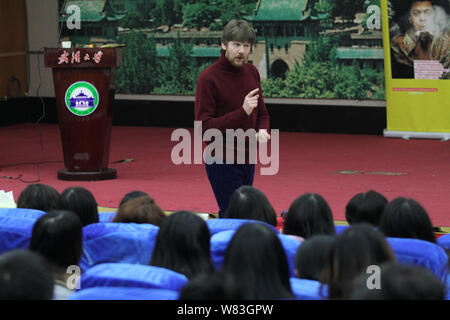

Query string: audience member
345 190 388 226
283 193 335 239
221 223 294 300
119 190 149 207
29 210 83 300
16 183 59 212
113 195 166 226
179 270 244 300
149 211 215 279
294 235 336 282
349 262 445 300
58 186 99 227
0 249 54 300
322 223 396 300
224 186 277 227
379 197 436 243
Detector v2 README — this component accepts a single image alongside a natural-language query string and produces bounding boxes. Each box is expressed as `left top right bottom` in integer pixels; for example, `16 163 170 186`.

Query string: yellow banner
381 0 450 135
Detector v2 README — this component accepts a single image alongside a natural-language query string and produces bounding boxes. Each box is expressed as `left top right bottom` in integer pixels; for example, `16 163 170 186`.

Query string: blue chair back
98 211 116 223
210 230 234 269
0 208 45 220
278 234 302 277
334 224 349 235
69 287 179 300
210 229 301 276
80 263 188 292
290 278 328 300
0 216 36 254
206 218 279 236
437 234 450 251
387 237 449 282
81 223 159 272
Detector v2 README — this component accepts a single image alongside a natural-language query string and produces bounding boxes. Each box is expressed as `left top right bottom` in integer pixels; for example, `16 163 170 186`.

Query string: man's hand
255 129 271 143
242 88 259 116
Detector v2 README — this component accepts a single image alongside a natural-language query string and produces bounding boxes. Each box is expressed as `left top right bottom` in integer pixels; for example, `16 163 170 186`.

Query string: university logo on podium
65 81 99 116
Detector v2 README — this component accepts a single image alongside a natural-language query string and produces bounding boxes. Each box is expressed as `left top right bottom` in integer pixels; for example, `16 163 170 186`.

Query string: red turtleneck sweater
195 51 270 134
195 52 270 163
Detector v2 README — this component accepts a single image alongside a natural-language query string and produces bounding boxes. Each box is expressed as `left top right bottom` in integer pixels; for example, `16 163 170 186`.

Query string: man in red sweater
195 19 270 218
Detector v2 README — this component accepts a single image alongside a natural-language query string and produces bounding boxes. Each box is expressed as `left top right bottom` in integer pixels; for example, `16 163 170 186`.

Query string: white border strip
114 94 386 107
383 129 450 141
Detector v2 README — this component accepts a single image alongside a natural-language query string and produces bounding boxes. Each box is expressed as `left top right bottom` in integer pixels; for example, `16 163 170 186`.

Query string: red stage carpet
1 123 449 227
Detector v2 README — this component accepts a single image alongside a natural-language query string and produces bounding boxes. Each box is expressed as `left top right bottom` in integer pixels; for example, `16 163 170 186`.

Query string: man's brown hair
221 19 256 45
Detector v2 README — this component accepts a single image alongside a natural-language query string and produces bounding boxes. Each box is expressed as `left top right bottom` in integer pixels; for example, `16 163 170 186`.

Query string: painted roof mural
59 0 385 100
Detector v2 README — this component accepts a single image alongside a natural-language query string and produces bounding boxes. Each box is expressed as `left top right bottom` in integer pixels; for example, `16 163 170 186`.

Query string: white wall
26 0 59 97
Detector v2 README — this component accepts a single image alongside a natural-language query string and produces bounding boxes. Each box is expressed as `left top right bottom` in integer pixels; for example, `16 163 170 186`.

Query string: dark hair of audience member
29 210 82 274
345 190 388 226
221 223 294 300
224 186 277 226
0 249 54 300
17 183 60 212
179 271 244 300
113 195 166 226
322 223 396 300
58 186 99 227
379 197 436 243
119 190 148 207
349 262 445 300
149 211 215 279
294 235 335 282
283 193 335 239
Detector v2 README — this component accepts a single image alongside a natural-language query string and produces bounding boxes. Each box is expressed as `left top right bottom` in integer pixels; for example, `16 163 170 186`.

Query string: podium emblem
65 81 99 116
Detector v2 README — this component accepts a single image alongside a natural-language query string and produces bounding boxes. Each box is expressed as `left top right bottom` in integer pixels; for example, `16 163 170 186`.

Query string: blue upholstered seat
210 230 234 269
206 218 279 236
278 234 302 277
290 278 328 300
80 263 188 292
210 228 301 277
0 208 45 220
69 286 179 300
80 222 159 272
0 216 36 254
387 237 449 282
98 211 117 223
437 234 450 251
209 230 234 269
334 225 349 235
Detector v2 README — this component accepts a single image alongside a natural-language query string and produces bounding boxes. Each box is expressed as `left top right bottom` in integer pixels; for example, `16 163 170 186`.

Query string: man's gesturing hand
242 88 259 116
256 129 271 143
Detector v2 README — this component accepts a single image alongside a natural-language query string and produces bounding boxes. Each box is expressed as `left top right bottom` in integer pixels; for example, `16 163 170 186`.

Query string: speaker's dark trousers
205 162 255 218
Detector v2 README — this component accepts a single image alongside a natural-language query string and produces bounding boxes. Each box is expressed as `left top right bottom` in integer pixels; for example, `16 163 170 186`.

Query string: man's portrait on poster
388 0 449 79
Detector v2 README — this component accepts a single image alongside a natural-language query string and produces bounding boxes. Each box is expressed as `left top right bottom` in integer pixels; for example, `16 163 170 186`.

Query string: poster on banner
381 0 450 136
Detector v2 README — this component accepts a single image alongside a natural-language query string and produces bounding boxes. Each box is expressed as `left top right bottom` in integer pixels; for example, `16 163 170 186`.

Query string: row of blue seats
1 208 449 281
2 207 450 247
0 208 116 223
69 287 180 300
72 260 449 300
70 262 327 300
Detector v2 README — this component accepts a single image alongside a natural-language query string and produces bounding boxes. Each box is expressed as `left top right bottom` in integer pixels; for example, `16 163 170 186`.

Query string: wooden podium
44 47 122 180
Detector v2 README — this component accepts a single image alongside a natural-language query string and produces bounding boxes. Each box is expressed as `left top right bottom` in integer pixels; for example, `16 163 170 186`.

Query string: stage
1 123 449 228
